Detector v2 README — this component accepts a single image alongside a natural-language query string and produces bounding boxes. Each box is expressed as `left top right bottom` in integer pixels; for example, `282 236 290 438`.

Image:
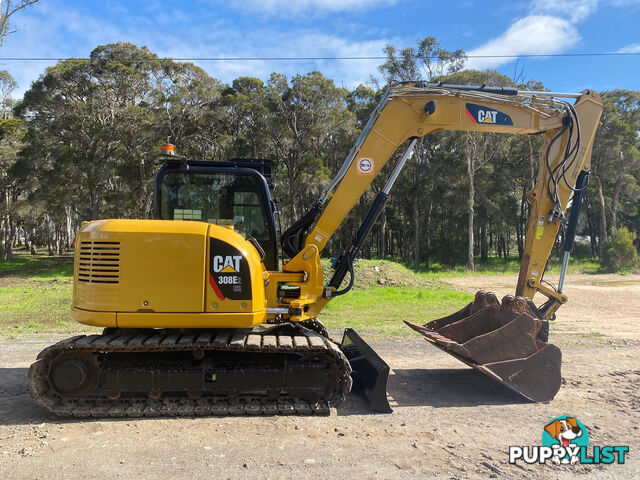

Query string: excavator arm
280 83 602 405
282 83 602 316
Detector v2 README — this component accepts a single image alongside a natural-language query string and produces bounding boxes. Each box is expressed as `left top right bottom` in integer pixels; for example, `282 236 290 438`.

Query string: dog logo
543 417 588 464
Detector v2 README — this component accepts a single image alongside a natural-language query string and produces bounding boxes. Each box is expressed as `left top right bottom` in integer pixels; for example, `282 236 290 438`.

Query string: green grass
321 286 474 338
0 249 605 338
0 279 77 335
0 249 74 280
0 250 78 335
385 255 601 279
0 252 474 338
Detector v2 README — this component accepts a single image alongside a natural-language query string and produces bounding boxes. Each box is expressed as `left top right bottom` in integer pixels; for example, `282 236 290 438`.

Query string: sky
1 0 639 98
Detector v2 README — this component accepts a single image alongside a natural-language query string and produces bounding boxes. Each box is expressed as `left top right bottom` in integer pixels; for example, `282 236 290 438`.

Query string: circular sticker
358 158 373 174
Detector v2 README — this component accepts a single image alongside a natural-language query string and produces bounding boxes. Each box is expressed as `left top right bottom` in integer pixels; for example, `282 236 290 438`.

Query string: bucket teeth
405 291 561 403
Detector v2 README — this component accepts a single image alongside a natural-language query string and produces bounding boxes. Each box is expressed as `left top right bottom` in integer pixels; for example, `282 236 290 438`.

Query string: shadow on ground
390 368 528 407
1 365 528 424
336 367 528 416
0 367 50 425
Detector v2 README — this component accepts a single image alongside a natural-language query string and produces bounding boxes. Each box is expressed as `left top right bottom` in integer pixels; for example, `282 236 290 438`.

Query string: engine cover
72 219 266 329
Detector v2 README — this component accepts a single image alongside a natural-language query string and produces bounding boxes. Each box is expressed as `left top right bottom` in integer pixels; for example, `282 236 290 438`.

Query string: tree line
0 39 638 271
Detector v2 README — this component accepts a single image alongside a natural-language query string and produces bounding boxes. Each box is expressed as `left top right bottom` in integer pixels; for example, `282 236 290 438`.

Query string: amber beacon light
161 143 175 155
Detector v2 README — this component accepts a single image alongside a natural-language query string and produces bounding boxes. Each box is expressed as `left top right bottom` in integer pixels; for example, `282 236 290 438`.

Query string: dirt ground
1 273 638 479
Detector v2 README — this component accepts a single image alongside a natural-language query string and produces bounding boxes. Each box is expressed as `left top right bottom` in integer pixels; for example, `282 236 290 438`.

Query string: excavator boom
283 82 602 404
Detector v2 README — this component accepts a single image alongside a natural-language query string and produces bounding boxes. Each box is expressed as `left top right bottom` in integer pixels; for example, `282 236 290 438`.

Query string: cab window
159 172 269 242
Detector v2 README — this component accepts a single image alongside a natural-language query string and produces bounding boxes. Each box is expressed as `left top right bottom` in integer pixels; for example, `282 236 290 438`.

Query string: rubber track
29 327 353 418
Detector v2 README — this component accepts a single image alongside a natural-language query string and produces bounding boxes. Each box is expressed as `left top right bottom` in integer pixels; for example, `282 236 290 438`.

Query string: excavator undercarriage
30 324 353 417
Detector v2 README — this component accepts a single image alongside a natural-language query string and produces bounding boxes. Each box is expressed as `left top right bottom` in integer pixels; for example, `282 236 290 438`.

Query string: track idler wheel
49 353 99 397
405 291 562 403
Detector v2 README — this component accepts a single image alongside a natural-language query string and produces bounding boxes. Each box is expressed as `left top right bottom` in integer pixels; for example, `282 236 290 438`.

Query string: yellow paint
279 244 325 321
72 219 266 328
296 84 601 310
72 307 116 327
305 88 566 254
74 219 207 313
516 91 603 301
116 311 263 329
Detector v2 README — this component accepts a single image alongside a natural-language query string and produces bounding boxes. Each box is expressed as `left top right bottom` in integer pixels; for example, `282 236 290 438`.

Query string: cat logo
465 103 513 126
212 255 242 273
477 109 498 123
209 238 251 301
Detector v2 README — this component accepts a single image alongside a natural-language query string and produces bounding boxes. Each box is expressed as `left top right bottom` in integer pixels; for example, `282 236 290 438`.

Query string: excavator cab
153 158 279 271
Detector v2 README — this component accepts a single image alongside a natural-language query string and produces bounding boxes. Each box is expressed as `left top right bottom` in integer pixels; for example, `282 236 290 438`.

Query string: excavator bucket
340 328 392 413
405 291 562 403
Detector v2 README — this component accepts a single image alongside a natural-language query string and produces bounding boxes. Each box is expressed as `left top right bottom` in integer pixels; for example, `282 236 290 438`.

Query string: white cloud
0 1 393 97
158 31 391 90
465 15 580 70
0 2 150 96
464 0 640 71
617 43 640 53
530 0 598 23
225 0 398 15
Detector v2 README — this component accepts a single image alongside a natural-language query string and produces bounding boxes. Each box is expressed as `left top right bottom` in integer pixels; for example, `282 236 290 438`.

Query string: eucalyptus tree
0 116 24 259
0 70 17 118
378 36 466 269
0 0 39 46
378 36 465 84
17 43 161 220
435 70 517 269
589 89 640 250
264 71 356 225
153 60 226 162
15 42 226 226
221 77 271 159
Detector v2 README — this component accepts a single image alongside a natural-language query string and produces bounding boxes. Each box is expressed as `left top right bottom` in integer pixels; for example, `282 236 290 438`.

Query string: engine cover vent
78 241 120 284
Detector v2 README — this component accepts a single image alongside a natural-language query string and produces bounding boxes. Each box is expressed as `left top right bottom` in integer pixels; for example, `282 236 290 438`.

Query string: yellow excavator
29 82 602 417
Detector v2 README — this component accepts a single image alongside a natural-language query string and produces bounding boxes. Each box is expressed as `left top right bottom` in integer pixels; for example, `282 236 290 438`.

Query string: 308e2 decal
208 238 252 301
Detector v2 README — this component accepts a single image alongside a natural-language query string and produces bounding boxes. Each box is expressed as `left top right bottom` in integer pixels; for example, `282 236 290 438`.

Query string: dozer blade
340 328 392 413
405 291 562 403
